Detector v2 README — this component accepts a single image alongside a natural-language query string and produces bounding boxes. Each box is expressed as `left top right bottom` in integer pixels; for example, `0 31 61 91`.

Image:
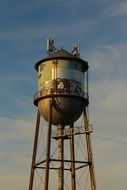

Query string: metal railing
34 79 88 100
52 125 93 138
34 88 88 100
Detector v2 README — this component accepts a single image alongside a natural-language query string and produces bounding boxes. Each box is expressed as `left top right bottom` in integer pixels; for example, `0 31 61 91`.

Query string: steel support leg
44 98 53 190
70 124 76 190
29 110 41 190
83 109 96 190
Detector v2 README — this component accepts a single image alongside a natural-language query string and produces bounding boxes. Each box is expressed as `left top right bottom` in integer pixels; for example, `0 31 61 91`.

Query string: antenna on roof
72 43 80 56
46 38 57 55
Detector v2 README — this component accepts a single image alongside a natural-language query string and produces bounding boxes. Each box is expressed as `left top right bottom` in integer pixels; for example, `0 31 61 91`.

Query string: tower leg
83 109 96 190
44 98 53 190
70 124 76 190
57 124 64 190
29 110 41 190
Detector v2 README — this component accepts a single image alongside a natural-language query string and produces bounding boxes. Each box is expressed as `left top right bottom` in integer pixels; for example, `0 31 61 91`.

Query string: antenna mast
46 38 57 55
72 43 80 56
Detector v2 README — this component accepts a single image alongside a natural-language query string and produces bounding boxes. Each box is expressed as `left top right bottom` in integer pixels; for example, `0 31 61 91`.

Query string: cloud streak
0 117 35 189
101 1 127 17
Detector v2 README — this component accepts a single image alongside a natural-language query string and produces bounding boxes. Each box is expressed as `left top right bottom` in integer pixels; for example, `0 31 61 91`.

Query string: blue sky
0 0 127 189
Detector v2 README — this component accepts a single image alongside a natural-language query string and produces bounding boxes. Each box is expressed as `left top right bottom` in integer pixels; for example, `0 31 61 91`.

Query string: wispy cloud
102 1 127 17
0 174 28 190
86 43 127 81
85 42 127 144
93 132 127 190
0 117 35 190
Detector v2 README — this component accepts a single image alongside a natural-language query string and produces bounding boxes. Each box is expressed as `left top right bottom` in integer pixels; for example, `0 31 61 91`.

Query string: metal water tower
29 38 96 190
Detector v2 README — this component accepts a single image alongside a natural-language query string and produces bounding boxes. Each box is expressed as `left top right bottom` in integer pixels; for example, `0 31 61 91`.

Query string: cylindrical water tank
34 49 89 126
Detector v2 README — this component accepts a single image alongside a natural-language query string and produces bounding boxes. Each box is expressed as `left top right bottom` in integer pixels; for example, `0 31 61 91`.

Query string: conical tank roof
35 48 88 71
48 48 78 59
